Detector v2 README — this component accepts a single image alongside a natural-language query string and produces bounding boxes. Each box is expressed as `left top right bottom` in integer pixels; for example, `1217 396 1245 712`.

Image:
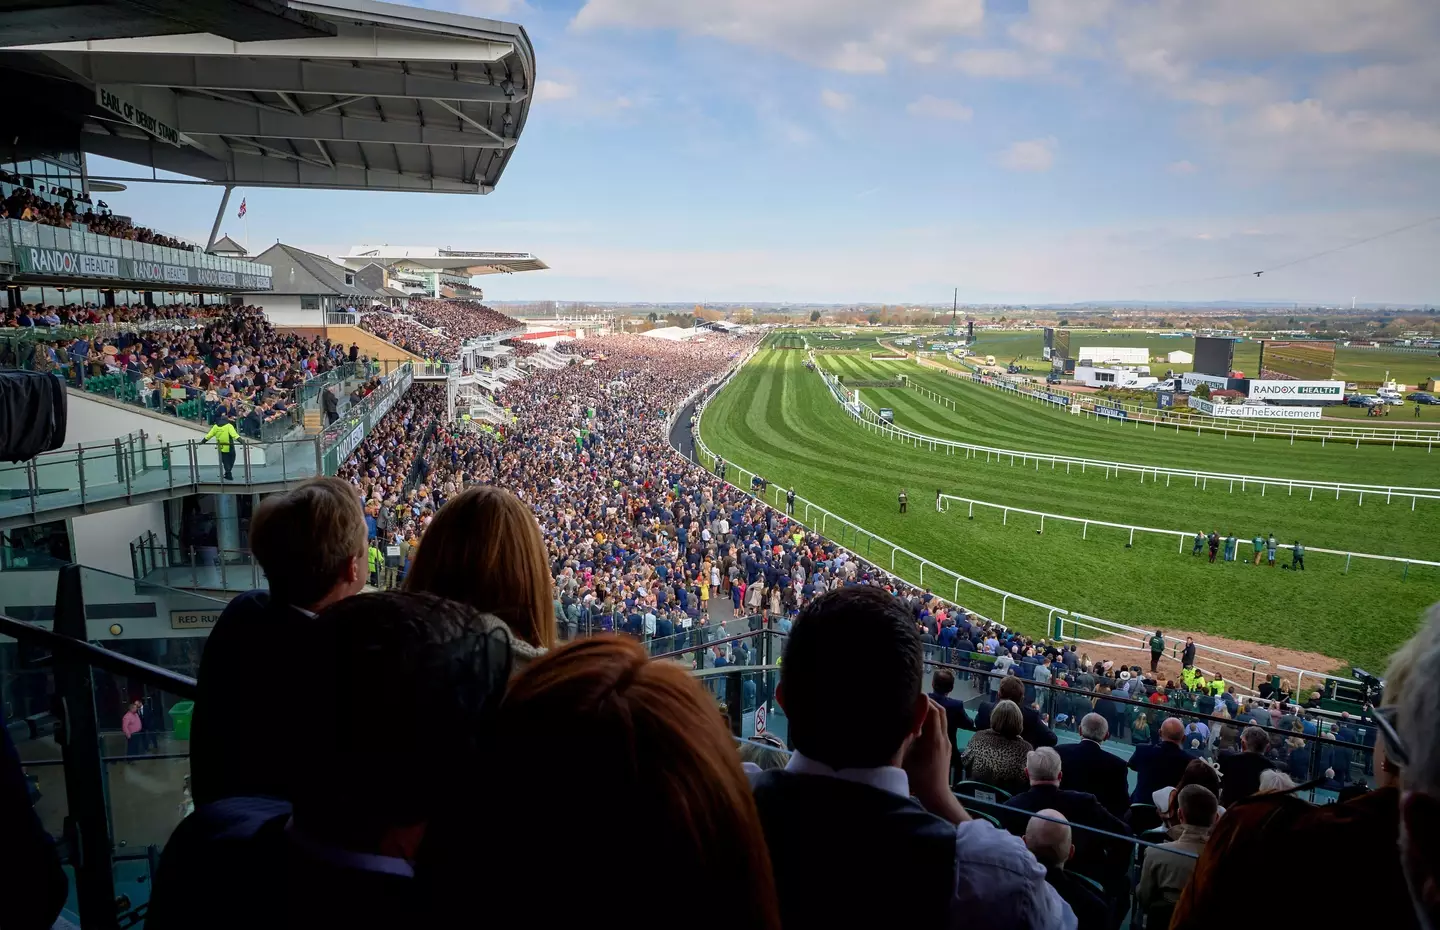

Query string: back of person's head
1241 725 1270 753
1393 607 1440 930
1080 713 1109 742
422 637 780 930
779 586 922 769
1024 809 1072 868
1026 746 1062 784
295 592 512 841
402 485 555 649
1257 769 1296 795
990 699 1024 738
1177 784 1219 828
1176 758 1222 797
1159 717 1185 743
932 668 955 695
250 476 366 609
998 674 1025 704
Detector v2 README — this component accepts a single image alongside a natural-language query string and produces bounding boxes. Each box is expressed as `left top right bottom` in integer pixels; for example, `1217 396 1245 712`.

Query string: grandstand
338 245 548 299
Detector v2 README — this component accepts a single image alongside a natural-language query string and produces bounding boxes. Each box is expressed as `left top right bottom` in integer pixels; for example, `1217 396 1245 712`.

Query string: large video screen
1052 329 1071 360
1192 336 1235 377
1259 340 1337 381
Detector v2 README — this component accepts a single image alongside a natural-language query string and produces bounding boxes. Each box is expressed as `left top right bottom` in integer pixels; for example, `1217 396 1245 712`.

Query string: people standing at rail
1291 541 1305 571
1266 534 1278 567
1252 532 1266 565
898 487 908 513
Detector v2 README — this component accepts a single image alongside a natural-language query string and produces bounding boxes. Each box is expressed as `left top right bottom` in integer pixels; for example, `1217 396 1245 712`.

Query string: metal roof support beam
276 90 305 116
430 98 505 145
206 184 233 250
305 94 369 115
313 138 335 168
173 95 515 148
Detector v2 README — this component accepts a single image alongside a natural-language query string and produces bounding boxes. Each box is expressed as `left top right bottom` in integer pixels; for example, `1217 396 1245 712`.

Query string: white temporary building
1167 350 1194 364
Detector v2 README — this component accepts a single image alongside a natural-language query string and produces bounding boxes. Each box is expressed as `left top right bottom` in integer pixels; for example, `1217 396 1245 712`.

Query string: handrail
825 362 1440 502
936 492 1439 568
917 354 1440 445
0 612 198 697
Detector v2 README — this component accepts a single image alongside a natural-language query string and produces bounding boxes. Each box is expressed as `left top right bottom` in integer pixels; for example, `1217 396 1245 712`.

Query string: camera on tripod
1351 667 1384 706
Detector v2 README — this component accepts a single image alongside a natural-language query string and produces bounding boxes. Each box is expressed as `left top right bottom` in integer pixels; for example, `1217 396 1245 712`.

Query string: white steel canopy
341 245 547 275
8 0 535 193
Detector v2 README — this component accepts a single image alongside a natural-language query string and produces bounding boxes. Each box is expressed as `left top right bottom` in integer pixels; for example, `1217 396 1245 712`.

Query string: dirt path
1076 627 1349 692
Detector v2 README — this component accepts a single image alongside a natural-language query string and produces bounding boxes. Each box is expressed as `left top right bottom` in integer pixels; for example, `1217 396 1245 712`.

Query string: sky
90 0 1440 305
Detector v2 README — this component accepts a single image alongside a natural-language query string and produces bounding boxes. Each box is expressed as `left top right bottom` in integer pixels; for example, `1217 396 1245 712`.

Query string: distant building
337 245 548 299
1167 350 1194 364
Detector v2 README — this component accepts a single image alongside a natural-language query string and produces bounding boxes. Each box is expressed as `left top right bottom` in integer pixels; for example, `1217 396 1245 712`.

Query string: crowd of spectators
3 302 229 330
405 297 522 342
359 310 459 361
1 177 195 250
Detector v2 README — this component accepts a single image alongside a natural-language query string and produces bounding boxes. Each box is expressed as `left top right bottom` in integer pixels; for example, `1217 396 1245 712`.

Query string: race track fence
813 363 1440 509
686 348 1348 689
936 492 1440 578
915 356 1440 448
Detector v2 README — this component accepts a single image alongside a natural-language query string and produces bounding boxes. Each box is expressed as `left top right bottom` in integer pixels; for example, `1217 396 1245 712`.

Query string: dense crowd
405 297 522 342
359 310 459 361
1 179 195 250
2 303 229 329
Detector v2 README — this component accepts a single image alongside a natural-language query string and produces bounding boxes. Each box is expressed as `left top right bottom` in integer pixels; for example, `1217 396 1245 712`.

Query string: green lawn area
959 328 1440 387
820 354 1440 489
701 349 1440 671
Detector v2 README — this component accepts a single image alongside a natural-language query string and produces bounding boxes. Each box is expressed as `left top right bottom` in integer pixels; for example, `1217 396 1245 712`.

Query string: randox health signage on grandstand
1247 380 1344 399
16 246 273 291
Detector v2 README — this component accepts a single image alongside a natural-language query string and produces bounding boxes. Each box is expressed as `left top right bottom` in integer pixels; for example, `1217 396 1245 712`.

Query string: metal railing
0 217 273 283
818 362 1440 507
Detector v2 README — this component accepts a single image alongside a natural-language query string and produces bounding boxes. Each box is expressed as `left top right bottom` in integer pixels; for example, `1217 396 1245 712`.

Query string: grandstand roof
339 245 547 275
253 242 382 298
4 0 535 194
639 326 696 342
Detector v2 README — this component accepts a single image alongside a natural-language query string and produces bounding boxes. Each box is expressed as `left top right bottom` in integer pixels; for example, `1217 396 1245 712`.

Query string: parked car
1346 394 1380 407
1407 392 1440 404
1379 394 1404 405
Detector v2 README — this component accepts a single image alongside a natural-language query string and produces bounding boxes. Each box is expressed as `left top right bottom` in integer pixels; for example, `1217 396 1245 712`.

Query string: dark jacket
1056 739 1131 818
146 796 417 930
750 770 957 930
1216 750 1278 806
0 369 68 462
929 691 976 748
190 590 317 804
976 700 1058 749
0 728 67 930
1003 784 1132 880
1127 741 1195 802
1045 866 1109 930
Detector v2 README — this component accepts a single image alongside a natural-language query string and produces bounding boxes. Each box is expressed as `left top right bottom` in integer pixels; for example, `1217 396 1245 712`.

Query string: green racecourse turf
700 349 1440 670
965 329 1440 386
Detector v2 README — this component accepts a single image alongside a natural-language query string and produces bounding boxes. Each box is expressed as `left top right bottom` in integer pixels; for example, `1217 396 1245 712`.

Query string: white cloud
820 89 852 111
571 0 985 73
534 79 577 102
906 95 973 121
1240 99 1440 160
952 48 1048 79
999 137 1057 172
1167 159 1198 175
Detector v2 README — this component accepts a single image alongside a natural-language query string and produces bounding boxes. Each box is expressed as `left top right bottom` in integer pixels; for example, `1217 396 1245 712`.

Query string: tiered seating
405 297 524 342
1 171 196 250
358 311 459 361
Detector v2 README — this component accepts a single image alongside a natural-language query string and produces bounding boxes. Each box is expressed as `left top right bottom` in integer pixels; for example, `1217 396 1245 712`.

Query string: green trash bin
169 700 196 740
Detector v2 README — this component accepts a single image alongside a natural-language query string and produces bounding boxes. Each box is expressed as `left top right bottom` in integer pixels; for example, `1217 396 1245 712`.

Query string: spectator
1056 713 1130 818
929 668 976 771
976 675 1057 749
421 637 781 930
1127 717 1195 802
0 728 68 930
189 477 368 804
749 586 1073 930
1002 747 1132 882
1216 726 1278 806
147 592 516 930
1137 784 1217 924
1153 758 1225 837
961 700 1034 796
1395 605 1440 930
1025 811 1109 930
402 485 556 665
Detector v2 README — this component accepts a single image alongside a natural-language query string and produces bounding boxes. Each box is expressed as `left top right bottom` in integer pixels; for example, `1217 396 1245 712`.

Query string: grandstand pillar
206 185 234 252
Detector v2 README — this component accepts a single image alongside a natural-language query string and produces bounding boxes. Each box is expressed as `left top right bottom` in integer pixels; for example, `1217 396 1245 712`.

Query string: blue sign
1095 404 1128 421
1157 391 1175 409
1039 392 1069 407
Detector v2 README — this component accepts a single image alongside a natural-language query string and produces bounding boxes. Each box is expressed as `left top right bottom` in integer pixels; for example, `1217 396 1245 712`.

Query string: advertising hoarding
1181 372 1228 393
1189 398 1323 419
1247 380 1344 400
16 245 273 290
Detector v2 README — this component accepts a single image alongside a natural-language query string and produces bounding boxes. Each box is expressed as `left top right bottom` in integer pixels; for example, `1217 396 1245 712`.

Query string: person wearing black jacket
975 675 1058 749
1216 727 1279 806
1003 747 1133 883
1181 637 1196 669
0 728 67 930
1056 713 1131 818
1128 718 1196 802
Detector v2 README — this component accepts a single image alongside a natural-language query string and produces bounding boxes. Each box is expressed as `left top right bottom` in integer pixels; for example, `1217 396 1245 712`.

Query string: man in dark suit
929 669 974 783
190 477 369 805
975 675 1058 749
1004 747 1132 881
1057 713 1131 818
1216 726 1279 806
1127 717 1195 802
147 592 515 930
1024 810 1110 930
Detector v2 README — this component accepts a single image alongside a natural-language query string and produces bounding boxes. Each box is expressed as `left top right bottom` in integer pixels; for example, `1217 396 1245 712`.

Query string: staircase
524 347 569 370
